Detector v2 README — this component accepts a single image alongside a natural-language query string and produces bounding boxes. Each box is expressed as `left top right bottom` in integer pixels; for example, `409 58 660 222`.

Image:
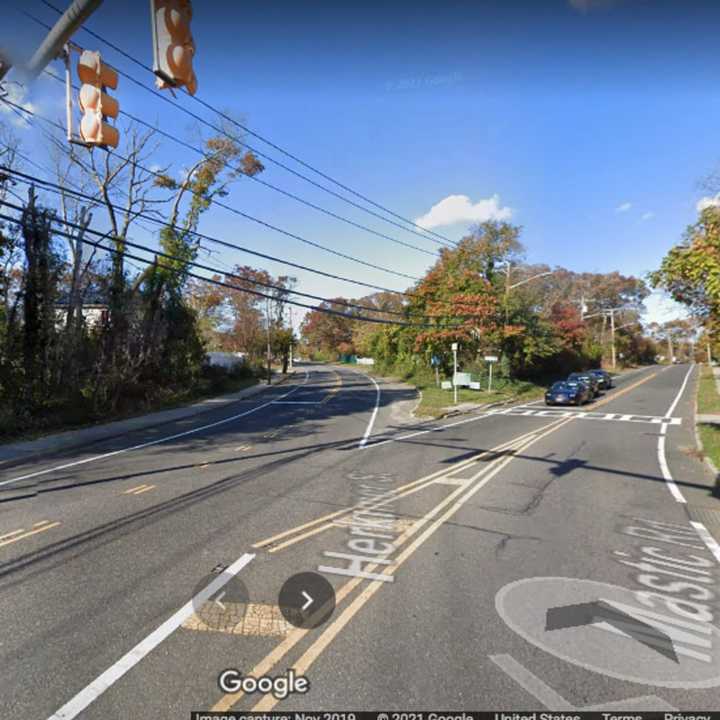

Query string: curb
437 393 543 420
692 375 720 487
0 370 298 470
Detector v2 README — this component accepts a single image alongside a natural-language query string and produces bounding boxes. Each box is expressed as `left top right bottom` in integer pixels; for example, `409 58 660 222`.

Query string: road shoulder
0 370 298 471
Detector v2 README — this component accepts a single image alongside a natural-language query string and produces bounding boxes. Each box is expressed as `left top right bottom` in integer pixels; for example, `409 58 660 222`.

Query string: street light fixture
503 268 555 324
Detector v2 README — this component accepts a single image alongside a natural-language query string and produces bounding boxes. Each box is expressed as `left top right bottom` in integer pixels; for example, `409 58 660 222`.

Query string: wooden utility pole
266 297 272 385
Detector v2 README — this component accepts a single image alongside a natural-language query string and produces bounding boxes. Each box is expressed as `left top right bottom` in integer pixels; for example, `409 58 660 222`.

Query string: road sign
451 342 458 351
430 355 440 367
484 355 499 362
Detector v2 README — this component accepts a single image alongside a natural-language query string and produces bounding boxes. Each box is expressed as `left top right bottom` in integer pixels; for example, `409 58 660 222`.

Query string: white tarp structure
206 352 246 369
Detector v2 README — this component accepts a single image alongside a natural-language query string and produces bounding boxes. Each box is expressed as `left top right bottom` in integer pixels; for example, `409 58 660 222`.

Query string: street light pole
502 267 554 325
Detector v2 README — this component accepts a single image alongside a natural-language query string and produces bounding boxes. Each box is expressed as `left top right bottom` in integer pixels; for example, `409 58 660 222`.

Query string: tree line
0 119 295 438
299 220 690 381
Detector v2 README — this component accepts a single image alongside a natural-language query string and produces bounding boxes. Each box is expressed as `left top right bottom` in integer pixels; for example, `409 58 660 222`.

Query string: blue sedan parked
545 380 591 406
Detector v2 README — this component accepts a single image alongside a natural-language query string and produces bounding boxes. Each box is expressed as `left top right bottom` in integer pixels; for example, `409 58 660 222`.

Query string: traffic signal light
77 50 119 148
151 0 197 95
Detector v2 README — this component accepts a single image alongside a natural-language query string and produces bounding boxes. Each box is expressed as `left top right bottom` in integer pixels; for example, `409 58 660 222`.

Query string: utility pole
609 308 617 370
26 0 104 79
504 263 511 325
265 297 272 385
288 306 294 372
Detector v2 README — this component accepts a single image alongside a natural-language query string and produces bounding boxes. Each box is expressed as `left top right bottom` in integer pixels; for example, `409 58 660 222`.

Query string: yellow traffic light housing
151 0 197 95
65 47 120 149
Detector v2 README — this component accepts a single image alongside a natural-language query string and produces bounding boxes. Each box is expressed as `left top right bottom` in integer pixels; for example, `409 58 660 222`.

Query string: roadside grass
350 363 545 418
0 372 260 444
698 424 720 474
697 364 720 414
414 378 544 417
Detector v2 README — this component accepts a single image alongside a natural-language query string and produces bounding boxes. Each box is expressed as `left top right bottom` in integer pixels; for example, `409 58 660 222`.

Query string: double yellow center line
0 520 61 548
123 484 156 496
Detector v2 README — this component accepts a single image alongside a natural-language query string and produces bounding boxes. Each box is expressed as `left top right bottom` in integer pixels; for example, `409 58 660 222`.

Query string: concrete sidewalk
0 370 297 470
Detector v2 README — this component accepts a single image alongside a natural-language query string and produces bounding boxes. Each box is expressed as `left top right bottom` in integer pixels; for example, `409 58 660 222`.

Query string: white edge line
47 552 255 720
359 362 663 451
657 423 686 504
0 370 310 489
665 363 694 419
358 374 381 448
690 521 720 565
655 364 694 504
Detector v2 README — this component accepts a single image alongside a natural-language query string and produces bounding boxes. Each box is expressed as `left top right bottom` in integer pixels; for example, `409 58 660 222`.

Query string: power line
1 158 415 298
0 209 453 328
0 197 416 317
0 98 423 284
24 2 457 250
42 67 439 259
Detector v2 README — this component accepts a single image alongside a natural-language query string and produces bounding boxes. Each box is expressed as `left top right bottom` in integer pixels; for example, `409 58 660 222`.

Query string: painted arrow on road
545 600 678 663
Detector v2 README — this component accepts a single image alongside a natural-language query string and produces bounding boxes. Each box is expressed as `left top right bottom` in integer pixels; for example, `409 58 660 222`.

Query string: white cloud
0 83 36 129
414 194 512 230
615 201 632 213
697 194 720 212
642 290 689 326
641 211 654 221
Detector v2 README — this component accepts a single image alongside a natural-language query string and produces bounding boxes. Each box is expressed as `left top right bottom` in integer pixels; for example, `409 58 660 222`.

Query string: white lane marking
665 363 694 419
690 521 720 565
361 364 664 451
657 424 686 504
0 370 310 489
362 410 498 449
504 407 681 425
358 373 381 448
656 364 695 504
489 653 573 709
47 552 255 720
490 653 677 711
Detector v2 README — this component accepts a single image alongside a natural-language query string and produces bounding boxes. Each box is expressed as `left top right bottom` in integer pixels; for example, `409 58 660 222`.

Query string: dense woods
299 220 683 384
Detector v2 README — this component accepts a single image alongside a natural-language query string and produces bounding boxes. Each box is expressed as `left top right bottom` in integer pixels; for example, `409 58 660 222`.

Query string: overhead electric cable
0 98 422 283
0 210 454 328
0 196 415 317
40 68 439 259
23 2 457 249
0 157 415 298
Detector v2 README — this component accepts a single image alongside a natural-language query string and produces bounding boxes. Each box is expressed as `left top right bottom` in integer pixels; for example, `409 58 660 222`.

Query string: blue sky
3 0 720 327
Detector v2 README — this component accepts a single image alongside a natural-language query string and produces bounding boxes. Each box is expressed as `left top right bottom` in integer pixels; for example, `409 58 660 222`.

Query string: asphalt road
1 362 719 717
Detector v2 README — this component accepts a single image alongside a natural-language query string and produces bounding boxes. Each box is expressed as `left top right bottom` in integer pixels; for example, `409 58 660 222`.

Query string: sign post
431 355 440 387
451 343 458 405
484 355 498 392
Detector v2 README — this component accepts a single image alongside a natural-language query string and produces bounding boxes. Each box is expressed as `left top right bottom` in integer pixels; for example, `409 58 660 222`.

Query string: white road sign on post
484 355 498 392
